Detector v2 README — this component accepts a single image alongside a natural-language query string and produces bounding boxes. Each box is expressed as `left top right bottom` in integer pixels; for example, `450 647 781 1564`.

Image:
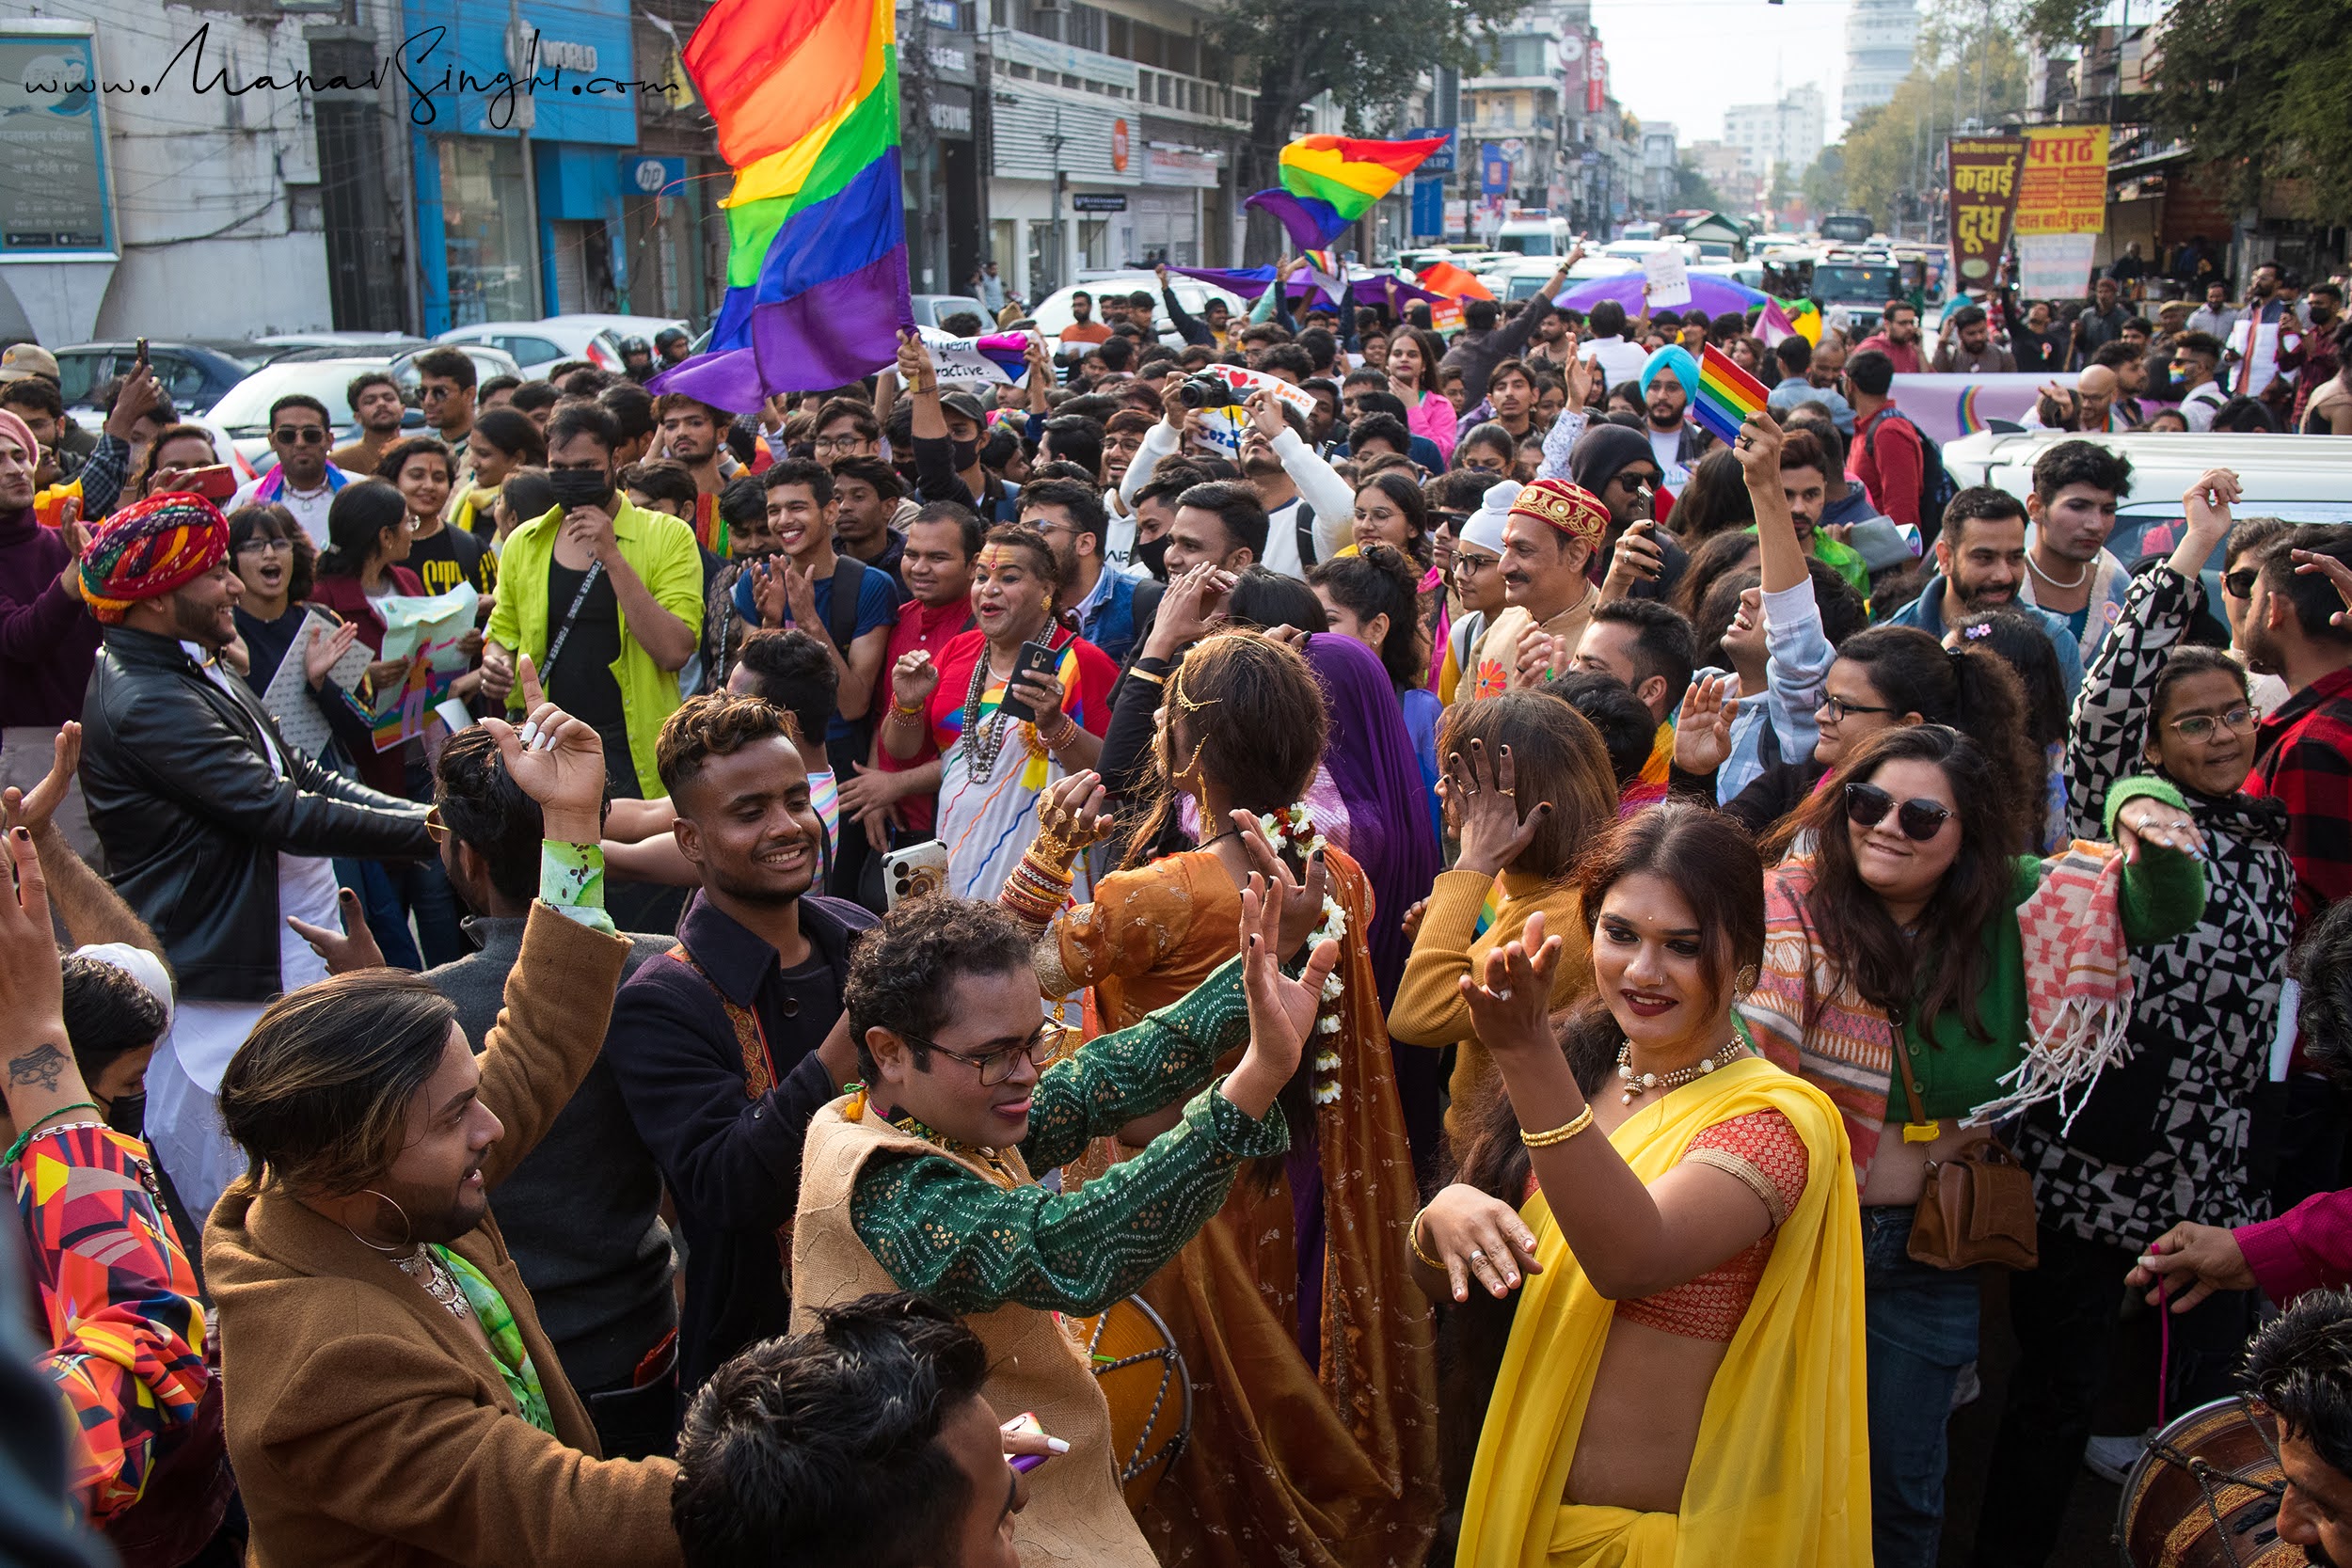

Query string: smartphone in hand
994 640 1059 724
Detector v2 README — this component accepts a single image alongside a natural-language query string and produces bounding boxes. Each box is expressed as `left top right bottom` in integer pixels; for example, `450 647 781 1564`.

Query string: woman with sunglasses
987 631 1442 1568
1714 621 2041 844
1969 469 2297 1564
1417 803 1868 1568
1740 724 2206 1568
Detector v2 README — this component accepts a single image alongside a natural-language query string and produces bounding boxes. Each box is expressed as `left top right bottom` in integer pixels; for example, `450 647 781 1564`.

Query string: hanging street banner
1945 135 2025 288
2013 125 2109 236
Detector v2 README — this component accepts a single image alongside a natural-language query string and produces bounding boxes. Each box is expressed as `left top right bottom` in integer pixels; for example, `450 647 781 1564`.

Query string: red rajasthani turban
79 491 230 624
1504 477 1611 544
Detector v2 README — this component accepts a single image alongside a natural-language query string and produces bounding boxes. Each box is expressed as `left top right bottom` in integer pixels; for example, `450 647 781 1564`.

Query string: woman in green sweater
1739 722 2205 1568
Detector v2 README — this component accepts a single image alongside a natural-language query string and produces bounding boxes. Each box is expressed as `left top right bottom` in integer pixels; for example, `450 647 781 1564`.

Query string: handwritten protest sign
1642 248 1691 308
370 584 479 752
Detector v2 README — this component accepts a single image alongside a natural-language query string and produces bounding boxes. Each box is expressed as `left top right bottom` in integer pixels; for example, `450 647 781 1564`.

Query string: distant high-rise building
1844 0 1919 121
1723 84 1825 182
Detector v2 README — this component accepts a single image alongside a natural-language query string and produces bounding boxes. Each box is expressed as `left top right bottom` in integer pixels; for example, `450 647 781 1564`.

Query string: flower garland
1256 804 1348 1106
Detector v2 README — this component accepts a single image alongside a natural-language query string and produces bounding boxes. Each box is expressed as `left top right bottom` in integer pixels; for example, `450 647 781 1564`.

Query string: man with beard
2018 439 2133 669
1930 304 2016 374
421 725 682 1460
203 689 688 1563
657 393 742 556
1635 356 1708 495
2283 283 2345 429
605 692 877 1392
1770 426 1871 594
74 493 433 1226
485 403 704 802
2237 525 2352 927
838 501 978 867
1234 399 1349 579
1019 478 1135 662
230 395 365 546
1807 332 1848 389
1888 485 2085 695
1855 298 1925 373
329 371 408 476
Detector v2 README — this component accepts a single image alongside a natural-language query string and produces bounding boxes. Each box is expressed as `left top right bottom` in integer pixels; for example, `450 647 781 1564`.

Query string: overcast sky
1585 0 1855 147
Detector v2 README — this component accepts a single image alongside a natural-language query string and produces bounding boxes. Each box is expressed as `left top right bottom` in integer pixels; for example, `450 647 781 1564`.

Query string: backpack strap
826 555 868 656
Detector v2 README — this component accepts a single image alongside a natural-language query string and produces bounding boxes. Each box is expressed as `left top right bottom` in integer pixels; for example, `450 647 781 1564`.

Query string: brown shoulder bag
1893 1041 2040 1271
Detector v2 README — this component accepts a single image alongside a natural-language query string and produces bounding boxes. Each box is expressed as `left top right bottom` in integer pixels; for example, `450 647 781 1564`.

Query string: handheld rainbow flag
1689 343 1772 446
647 0 911 412
1245 134 1449 249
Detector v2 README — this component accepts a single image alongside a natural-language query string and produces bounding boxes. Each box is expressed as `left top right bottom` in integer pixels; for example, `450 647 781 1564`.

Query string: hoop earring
343 1188 416 1254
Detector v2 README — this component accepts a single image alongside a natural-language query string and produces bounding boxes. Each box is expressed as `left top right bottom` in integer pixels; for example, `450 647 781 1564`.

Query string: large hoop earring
343 1188 416 1254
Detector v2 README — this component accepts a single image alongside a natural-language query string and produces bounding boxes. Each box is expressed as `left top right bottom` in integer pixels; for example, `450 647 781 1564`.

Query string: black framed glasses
1613 468 1663 492
234 535 294 555
2223 566 2260 599
273 425 327 445
1844 782 1954 842
1819 694 1900 722
905 1021 1070 1085
2168 705 2257 741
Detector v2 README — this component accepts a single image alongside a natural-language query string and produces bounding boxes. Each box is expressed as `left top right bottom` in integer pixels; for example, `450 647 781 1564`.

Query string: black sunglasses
2223 566 2259 598
273 425 327 445
1844 781 1953 842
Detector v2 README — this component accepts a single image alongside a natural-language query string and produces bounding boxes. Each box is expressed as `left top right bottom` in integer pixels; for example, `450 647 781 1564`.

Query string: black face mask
103 1090 146 1139
547 468 613 510
951 439 980 471
1135 531 1171 582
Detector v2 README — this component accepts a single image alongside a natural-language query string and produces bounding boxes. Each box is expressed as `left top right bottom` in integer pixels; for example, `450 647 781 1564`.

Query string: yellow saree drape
1455 1056 1869 1568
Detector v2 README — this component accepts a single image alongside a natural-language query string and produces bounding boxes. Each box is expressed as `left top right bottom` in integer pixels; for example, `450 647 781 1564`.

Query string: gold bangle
1520 1104 1596 1148
1408 1209 1442 1270
1126 668 1167 689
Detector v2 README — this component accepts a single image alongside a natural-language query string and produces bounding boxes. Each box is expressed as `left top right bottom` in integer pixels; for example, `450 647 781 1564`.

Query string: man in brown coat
202 668 685 1567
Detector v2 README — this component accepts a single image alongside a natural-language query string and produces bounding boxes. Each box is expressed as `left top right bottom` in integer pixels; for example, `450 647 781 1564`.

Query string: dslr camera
1177 373 1245 411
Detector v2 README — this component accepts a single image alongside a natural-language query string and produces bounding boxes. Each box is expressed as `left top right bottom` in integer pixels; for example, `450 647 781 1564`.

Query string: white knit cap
1458 479 1520 558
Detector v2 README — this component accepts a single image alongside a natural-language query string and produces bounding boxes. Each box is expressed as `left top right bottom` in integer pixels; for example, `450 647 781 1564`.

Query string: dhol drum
1062 1294 1192 1509
2115 1396 2302 1566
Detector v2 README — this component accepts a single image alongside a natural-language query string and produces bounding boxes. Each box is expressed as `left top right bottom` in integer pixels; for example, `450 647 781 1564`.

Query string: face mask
1135 532 1171 582
103 1090 146 1138
547 468 612 510
951 439 980 471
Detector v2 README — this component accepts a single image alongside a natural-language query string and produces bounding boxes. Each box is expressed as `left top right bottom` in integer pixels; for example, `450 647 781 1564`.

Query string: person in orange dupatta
1412 803 1868 1567
996 630 1440 1568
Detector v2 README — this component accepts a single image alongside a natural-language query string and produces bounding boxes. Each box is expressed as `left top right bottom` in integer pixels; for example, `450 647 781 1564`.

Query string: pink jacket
1406 390 1457 464
2237 1190 2352 1304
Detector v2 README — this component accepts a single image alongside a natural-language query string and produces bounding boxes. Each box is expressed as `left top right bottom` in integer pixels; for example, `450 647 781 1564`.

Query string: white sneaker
2083 1432 2150 1484
1950 1362 1981 1410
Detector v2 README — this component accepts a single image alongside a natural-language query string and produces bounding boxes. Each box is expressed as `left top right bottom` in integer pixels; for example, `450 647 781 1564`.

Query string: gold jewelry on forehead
1167 665 1220 716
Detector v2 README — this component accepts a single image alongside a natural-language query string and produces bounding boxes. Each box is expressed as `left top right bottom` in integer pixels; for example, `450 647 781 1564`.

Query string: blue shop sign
399 0 642 145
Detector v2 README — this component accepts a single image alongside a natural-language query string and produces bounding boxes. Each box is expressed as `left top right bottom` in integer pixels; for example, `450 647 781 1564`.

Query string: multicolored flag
1245 134 1449 249
1688 343 1772 446
647 0 911 412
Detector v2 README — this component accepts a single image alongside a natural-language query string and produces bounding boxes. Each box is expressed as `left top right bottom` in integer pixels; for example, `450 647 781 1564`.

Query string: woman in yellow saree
1414 801 1869 1567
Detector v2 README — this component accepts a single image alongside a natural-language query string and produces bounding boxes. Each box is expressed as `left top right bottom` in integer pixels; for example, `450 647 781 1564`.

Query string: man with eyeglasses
789 885 1334 1566
230 394 364 546
604 690 879 1394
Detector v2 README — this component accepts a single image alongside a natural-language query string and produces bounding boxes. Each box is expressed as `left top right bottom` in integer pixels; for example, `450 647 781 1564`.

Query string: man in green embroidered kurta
791 887 1338 1565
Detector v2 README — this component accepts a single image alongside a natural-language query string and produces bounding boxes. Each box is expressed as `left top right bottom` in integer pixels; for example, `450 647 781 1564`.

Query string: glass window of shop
437 137 535 325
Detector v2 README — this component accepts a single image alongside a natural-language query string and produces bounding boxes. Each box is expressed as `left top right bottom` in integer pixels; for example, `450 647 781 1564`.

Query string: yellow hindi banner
2012 125 2109 236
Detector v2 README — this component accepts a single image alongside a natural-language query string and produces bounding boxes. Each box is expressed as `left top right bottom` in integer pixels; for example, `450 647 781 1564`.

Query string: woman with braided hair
993 630 1439 1568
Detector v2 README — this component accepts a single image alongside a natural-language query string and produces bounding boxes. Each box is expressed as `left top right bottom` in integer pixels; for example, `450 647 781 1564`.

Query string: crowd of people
5 246 2352 1568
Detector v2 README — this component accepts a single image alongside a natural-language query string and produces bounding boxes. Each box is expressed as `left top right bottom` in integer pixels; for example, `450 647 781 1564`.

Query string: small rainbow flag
1246 134 1449 249
1689 342 1771 446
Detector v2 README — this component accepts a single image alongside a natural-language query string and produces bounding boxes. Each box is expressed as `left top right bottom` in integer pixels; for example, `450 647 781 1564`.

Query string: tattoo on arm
8 1043 69 1094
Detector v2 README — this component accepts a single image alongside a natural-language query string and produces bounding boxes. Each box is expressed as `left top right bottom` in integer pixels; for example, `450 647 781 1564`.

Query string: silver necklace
960 648 1025 784
2026 551 2090 591
1616 1036 1747 1105
394 1245 473 1323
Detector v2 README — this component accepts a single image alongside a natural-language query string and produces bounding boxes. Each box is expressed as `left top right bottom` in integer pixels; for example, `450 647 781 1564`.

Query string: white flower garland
1256 806 1347 1105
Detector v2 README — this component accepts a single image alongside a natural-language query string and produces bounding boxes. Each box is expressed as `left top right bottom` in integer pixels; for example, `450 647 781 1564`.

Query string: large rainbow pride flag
1245 134 1448 250
648 0 911 412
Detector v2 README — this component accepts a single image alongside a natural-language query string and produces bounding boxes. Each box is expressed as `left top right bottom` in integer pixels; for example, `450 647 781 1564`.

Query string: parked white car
208 346 519 469
1028 272 1248 347
434 319 629 373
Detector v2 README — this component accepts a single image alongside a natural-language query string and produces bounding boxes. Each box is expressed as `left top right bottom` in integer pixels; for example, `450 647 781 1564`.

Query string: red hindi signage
1946 135 2025 288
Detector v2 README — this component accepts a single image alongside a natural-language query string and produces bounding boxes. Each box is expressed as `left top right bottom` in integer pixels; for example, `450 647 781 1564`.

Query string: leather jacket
79 625 432 1003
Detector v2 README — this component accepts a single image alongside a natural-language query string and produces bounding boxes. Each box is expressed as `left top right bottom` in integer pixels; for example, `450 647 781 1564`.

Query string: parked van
1497 215 1572 257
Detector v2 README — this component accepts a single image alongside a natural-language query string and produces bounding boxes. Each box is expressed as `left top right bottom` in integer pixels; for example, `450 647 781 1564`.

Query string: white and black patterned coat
2019 564 2294 1249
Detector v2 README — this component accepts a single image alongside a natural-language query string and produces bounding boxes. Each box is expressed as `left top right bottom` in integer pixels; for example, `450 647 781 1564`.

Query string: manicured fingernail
518 721 539 746
1046 1436 1071 1453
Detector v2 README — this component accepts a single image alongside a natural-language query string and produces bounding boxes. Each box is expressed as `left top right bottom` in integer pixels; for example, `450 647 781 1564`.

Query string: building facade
1843 0 1918 122
1723 83 1823 186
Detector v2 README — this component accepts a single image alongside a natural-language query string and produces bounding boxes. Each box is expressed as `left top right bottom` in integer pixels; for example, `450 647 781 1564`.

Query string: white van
1496 215 1572 257
1945 429 2352 599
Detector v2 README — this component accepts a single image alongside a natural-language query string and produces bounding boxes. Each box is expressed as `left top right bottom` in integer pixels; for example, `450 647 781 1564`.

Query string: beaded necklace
1614 1036 1748 1106
960 647 1037 784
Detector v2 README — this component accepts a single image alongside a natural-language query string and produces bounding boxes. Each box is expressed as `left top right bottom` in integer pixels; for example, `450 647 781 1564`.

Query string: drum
1063 1294 1192 1509
2114 1396 2301 1567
